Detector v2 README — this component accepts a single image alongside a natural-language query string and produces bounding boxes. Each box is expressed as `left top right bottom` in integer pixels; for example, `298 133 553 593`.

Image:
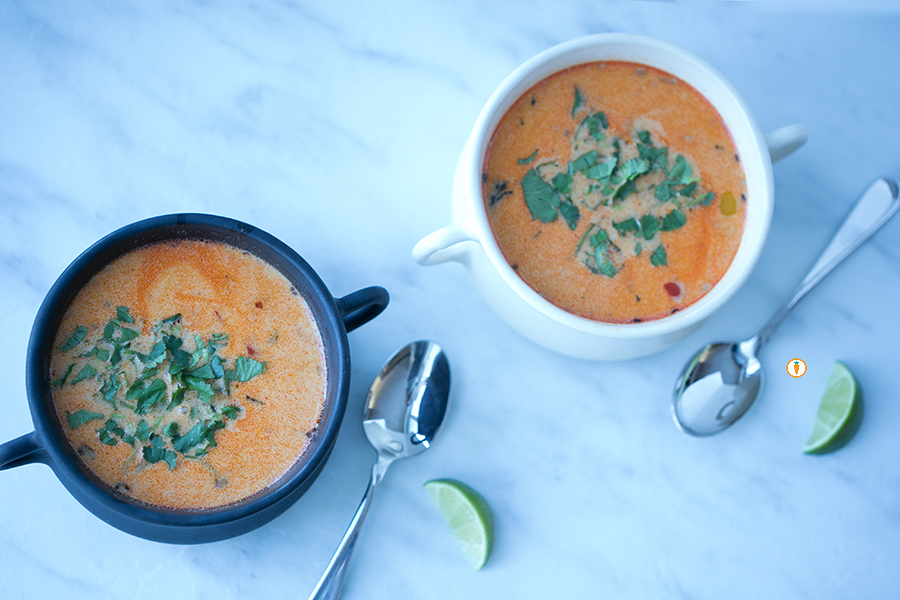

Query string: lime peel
424 478 494 570
804 361 862 454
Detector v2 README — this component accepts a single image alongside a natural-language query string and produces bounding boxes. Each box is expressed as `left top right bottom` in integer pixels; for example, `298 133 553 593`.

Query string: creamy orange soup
50 240 326 510
484 61 746 323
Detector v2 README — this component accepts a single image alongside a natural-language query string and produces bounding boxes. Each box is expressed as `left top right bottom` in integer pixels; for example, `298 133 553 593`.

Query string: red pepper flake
664 282 681 297
247 345 256 357
255 301 263 309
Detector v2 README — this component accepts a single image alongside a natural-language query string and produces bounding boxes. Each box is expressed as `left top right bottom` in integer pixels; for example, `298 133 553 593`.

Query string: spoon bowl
672 177 899 436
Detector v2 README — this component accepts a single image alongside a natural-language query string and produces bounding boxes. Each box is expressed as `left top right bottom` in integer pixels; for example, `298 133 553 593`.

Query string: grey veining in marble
2 2 900 598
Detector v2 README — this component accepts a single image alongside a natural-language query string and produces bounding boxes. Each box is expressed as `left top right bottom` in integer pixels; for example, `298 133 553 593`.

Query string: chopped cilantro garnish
559 200 580 230
660 209 686 231
60 326 88 352
135 420 150 442
571 86 583 117
613 218 640 236
687 192 715 207
52 364 74 387
517 150 539 165
119 328 139 342
551 173 572 195
650 245 668 267
116 306 134 324
233 356 266 382
70 365 96 385
67 409 104 430
640 215 660 240
571 151 598 173
521 169 561 223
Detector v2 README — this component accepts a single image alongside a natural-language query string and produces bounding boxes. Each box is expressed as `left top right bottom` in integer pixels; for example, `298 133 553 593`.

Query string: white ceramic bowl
413 34 807 360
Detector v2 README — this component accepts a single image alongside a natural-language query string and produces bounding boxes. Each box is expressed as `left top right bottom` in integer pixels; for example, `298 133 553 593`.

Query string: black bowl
0 214 388 544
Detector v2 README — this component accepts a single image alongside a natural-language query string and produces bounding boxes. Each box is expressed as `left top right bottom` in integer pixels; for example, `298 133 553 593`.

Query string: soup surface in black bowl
49 238 327 510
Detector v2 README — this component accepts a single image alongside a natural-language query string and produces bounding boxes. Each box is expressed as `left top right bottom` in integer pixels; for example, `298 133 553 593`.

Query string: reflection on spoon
672 177 900 436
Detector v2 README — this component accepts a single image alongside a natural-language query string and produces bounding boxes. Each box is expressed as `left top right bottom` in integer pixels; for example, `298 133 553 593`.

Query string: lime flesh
804 361 862 454
424 479 494 569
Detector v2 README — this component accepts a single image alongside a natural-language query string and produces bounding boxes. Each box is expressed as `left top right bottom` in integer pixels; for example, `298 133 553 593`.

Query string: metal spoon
672 177 900 436
308 341 450 599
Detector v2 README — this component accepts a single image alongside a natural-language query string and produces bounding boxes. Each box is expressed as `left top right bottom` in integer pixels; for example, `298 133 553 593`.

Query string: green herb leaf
70 365 97 386
233 356 266 382
110 344 123 366
650 245 668 267
172 422 206 453
187 364 215 379
688 192 715 207
102 373 120 405
209 333 229 352
640 214 660 240
521 169 560 223
589 229 609 248
67 409 104 429
613 179 637 201
60 326 88 352
52 364 75 387
164 422 180 437
571 86 583 117
571 151 598 173
140 341 167 367
161 314 181 324
97 428 118 446
655 181 674 202
189 335 207 369
209 355 225 379
116 306 134 324
593 247 617 278
679 181 697 197
167 387 186 410
559 200 580 230
103 320 118 341
582 112 608 142
613 218 640 236
619 158 650 182
668 155 695 185
119 328 139 343
96 348 110 362
136 379 167 415
185 376 215 403
635 242 642 256
582 157 617 182
517 150 539 165
637 130 652 144
660 209 687 231
135 420 150 442
126 380 144 402
221 406 241 420
551 173 572 195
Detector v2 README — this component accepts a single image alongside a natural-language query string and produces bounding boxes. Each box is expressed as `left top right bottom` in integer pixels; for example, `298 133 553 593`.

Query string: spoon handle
308 456 393 600
753 177 900 350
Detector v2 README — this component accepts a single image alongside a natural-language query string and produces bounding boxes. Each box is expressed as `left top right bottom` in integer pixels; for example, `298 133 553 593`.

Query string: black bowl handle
0 431 49 471
335 287 389 333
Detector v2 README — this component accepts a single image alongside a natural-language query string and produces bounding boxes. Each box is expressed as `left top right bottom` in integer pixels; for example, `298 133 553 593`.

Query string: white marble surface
2 1 900 598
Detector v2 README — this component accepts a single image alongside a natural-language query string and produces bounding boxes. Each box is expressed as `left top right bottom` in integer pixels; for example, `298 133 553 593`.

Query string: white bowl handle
412 218 480 266
765 124 808 163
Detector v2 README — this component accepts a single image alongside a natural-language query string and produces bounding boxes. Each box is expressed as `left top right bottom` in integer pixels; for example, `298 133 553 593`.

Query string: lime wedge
424 479 494 569
804 361 862 454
